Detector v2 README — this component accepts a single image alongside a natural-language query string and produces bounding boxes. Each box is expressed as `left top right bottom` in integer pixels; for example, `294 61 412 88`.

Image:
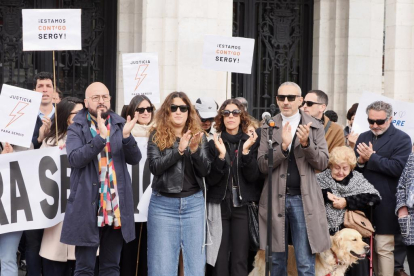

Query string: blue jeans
272 195 315 276
0 231 23 276
147 190 206 276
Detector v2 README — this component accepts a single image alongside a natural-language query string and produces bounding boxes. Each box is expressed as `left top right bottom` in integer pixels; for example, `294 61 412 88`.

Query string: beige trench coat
257 111 331 254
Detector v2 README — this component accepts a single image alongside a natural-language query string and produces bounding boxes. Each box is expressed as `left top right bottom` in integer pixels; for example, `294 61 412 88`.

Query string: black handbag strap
324 120 332 134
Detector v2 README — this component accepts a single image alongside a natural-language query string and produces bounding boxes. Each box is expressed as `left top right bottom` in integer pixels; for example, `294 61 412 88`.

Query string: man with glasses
195 97 218 141
257 82 331 276
301 90 345 152
355 101 412 276
60 82 142 275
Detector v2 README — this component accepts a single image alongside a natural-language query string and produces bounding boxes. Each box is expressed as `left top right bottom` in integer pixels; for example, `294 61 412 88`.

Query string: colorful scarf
87 113 121 228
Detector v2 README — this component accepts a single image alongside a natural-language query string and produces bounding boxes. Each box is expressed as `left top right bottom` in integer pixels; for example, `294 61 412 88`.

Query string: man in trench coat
61 82 141 275
257 81 331 276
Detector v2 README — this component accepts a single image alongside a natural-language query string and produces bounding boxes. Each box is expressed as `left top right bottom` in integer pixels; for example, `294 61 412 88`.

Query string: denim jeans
0 231 23 276
272 195 315 276
147 190 206 276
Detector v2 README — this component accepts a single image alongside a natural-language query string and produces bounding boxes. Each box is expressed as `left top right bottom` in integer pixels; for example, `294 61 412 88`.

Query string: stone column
384 0 414 102
141 0 233 106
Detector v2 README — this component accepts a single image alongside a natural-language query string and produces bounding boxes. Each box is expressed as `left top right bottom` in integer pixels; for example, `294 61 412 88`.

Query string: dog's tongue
359 254 366 258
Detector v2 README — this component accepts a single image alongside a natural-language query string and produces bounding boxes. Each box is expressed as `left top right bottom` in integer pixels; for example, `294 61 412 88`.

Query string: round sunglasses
221 109 241 117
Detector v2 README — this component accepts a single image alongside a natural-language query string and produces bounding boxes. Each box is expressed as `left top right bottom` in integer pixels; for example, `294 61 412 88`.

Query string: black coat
355 124 412 234
147 132 211 193
206 131 263 205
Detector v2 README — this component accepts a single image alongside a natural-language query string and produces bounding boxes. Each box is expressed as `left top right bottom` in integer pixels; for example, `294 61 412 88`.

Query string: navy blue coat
61 108 141 246
355 123 412 234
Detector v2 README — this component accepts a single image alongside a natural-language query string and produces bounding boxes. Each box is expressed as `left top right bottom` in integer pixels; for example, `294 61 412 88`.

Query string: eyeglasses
200 118 214 123
136 107 153 114
303 101 324 107
171 104 189 113
222 109 241 117
367 118 388 125
88 95 111 102
276 95 300 102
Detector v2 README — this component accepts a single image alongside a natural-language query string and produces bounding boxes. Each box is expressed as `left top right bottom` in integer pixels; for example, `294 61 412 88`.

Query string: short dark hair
33 72 54 88
346 103 359 120
324 110 338 122
308 90 328 105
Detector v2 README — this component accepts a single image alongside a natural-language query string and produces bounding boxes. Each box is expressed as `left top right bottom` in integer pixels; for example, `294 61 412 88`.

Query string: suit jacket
355 124 412 234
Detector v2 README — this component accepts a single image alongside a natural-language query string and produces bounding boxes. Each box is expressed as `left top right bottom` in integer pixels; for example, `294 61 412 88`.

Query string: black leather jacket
147 131 211 193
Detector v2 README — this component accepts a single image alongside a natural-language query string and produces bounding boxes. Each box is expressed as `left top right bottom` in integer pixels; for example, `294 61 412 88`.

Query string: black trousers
406 245 414 274
213 199 249 276
120 222 148 276
25 229 44 276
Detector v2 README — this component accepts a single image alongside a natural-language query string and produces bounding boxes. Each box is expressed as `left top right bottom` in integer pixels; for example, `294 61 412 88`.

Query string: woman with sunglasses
206 99 261 276
119 95 155 276
38 97 84 275
147 92 211 276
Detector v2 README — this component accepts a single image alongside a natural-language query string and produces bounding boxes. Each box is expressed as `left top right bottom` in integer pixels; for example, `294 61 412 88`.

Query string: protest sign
0 84 42 148
202 35 255 74
22 9 82 51
0 138 153 234
352 92 414 142
122 53 160 105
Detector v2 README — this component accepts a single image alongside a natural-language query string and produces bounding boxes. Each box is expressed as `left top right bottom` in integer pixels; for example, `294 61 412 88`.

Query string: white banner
22 9 82 51
202 35 255 74
122 53 160 105
352 92 414 142
0 138 153 234
0 84 42 148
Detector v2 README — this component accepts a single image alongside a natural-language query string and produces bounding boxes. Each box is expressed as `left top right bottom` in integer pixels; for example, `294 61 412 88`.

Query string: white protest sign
0 138 154 234
22 9 81 51
122 53 160 105
202 35 255 74
0 84 42 148
352 92 414 141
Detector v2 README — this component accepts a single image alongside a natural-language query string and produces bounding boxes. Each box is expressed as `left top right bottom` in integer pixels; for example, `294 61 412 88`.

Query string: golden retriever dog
249 228 369 276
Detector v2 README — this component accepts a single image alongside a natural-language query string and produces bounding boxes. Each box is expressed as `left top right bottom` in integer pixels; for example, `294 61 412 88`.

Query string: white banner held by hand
352 91 414 141
202 35 255 74
22 9 82 51
0 84 42 148
122 53 160 105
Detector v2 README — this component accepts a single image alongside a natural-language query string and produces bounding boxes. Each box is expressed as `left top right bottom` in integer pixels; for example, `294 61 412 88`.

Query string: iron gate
232 0 313 119
0 0 117 106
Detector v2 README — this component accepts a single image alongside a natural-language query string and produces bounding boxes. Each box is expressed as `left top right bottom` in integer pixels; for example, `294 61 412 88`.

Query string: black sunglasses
222 109 241 117
303 100 324 107
171 104 189 113
367 118 388 125
200 118 214 123
276 95 300 102
136 107 153 114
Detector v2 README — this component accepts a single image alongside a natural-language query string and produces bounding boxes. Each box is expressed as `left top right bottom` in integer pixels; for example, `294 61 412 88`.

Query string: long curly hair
150 91 202 151
214 99 251 133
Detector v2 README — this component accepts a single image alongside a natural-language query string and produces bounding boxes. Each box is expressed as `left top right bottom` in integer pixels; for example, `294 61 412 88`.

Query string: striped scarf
87 113 121 228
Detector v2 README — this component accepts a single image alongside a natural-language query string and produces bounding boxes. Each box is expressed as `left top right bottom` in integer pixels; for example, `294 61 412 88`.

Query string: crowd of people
0 72 414 276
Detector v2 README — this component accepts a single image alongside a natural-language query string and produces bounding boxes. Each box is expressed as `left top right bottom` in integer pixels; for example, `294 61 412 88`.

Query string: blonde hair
328 146 357 170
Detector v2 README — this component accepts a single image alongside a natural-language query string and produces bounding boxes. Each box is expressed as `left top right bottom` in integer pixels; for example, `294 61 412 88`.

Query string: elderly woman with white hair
317 146 381 275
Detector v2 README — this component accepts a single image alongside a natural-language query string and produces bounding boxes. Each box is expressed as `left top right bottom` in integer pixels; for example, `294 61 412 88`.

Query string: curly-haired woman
146 92 211 276
206 99 262 276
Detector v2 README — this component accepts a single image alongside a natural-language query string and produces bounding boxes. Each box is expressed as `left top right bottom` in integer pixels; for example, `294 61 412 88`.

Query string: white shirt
281 111 301 150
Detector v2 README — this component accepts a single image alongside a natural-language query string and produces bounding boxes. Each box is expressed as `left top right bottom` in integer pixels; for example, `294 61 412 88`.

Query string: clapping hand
189 132 204 153
356 142 375 164
123 111 139 139
281 122 292 151
297 122 312 147
213 133 226 159
178 130 192 153
38 116 52 143
242 131 258 154
97 110 108 139
347 131 359 148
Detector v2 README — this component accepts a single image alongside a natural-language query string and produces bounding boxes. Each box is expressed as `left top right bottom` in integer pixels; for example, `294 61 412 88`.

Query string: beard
88 105 111 119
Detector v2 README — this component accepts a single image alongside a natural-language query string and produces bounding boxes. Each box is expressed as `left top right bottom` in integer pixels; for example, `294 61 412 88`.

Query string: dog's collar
325 249 342 276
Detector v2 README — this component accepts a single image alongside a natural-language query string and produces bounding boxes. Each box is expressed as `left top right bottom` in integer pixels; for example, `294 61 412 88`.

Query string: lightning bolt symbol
134 64 149 91
6 101 29 128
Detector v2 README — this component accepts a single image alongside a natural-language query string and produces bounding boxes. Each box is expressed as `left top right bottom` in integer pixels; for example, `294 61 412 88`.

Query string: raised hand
242 130 258 154
189 132 204 153
296 122 312 147
1 142 13 154
123 111 139 138
178 130 192 153
356 142 375 164
97 110 108 139
213 133 226 159
281 122 292 151
38 116 52 142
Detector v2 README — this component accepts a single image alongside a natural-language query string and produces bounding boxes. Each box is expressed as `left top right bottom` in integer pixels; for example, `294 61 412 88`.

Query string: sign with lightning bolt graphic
122 53 160 105
0 84 42 148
